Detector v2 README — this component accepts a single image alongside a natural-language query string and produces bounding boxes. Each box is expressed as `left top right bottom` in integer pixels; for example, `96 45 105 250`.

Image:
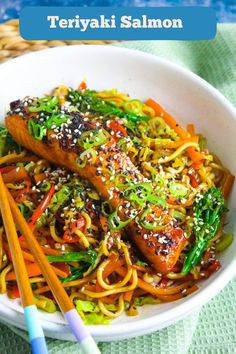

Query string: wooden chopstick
5 185 100 354
0 174 48 354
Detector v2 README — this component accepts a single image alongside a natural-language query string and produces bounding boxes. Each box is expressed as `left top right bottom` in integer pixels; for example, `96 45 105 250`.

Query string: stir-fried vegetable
37 184 71 227
215 233 233 252
0 125 21 156
67 88 148 122
57 250 98 283
77 301 112 325
181 187 227 275
28 96 58 113
34 295 57 313
47 250 97 264
108 210 133 230
29 185 55 229
133 296 161 306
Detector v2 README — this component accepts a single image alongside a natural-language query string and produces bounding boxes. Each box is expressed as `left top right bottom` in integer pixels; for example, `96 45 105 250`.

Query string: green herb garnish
181 187 227 275
67 88 148 122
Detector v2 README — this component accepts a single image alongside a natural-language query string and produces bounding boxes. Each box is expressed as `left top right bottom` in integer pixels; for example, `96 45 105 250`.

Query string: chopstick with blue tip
5 185 101 354
0 174 48 354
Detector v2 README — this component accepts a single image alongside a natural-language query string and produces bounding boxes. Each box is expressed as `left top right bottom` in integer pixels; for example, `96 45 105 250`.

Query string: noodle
156 142 199 164
0 84 233 323
98 295 124 318
80 269 138 298
0 264 13 294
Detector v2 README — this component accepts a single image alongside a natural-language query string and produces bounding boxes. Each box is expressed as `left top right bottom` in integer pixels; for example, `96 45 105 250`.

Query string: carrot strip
96 282 104 292
19 240 62 256
146 99 188 138
166 197 193 207
0 166 15 174
115 266 193 296
123 290 134 302
4 243 68 278
146 98 204 162
222 174 235 199
38 247 62 256
102 254 124 279
84 284 96 291
99 296 119 304
6 262 42 281
158 284 198 302
163 136 199 149
187 124 195 136
34 173 46 183
99 214 108 232
2 167 29 183
131 264 152 273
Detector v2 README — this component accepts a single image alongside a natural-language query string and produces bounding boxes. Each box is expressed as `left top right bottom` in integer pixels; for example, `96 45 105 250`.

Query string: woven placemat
0 19 114 63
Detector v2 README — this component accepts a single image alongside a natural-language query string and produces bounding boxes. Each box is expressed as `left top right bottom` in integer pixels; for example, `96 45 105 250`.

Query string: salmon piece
6 100 186 274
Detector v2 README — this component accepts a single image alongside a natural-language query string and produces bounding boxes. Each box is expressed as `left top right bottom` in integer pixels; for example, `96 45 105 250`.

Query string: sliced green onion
28 119 46 141
115 174 132 187
101 201 113 216
108 210 133 230
29 96 58 113
24 161 35 172
16 203 28 217
152 174 165 188
169 183 188 197
140 207 168 230
117 138 127 146
198 134 207 149
87 190 100 200
215 233 233 252
172 209 186 222
39 180 51 192
78 129 109 150
81 149 97 164
77 148 97 167
123 100 143 115
76 158 87 168
148 195 166 209
45 114 72 129
124 183 152 207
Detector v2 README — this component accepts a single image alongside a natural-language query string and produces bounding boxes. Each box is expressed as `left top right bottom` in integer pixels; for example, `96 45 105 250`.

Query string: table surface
0 0 236 23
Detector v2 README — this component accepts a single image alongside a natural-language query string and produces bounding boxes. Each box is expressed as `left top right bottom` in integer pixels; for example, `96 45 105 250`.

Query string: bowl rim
0 44 236 340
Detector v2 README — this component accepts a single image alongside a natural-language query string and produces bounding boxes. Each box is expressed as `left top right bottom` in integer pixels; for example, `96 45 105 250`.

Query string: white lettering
47 15 59 28
59 19 68 28
163 19 172 28
172 19 183 28
120 16 132 28
80 18 90 32
67 19 75 28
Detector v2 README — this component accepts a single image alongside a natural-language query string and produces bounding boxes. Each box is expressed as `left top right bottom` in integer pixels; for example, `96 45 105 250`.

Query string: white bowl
0 45 235 342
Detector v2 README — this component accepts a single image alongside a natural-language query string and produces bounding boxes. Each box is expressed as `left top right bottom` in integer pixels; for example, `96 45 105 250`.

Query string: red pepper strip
109 120 128 142
7 285 21 299
189 174 199 188
18 185 55 241
78 81 87 91
28 185 56 230
63 216 86 243
15 180 31 203
159 279 168 288
207 259 221 273
191 161 203 170
0 166 16 174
